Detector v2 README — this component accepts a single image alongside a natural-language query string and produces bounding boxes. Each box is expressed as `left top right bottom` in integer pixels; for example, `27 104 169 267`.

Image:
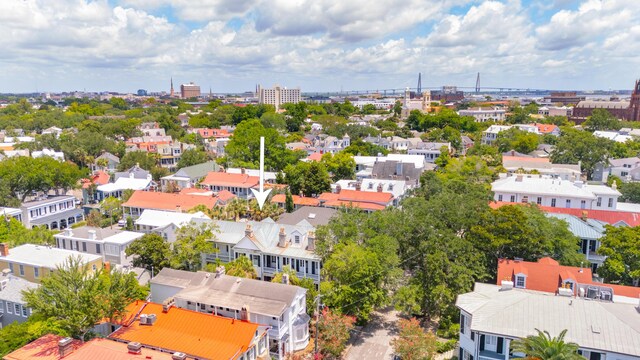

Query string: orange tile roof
534 123 559 134
497 258 593 294
81 170 111 189
123 190 218 211
109 302 262 360
305 153 323 162
216 190 237 203
271 194 321 206
4 334 173 360
319 189 393 204
201 172 260 189
196 128 231 139
497 258 640 299
323 200 386 211
489 201 640 227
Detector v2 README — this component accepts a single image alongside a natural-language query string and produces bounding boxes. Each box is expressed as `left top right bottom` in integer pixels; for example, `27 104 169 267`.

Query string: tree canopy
597 225 640 285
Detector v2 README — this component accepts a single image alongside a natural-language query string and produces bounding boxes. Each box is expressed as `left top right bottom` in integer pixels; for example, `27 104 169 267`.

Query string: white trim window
515 274 526 288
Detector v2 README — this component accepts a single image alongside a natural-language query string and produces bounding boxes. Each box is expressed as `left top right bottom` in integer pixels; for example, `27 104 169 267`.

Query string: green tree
271 265 317 316
285 190 294 213
495 128 540 154
583 109 621 131
0 218 53 247
284 161 331 197
342 139 388 156
0 157 84 201
550 128 614 179
618 182 640 203
0 315 68 357
125 233 172 272
22 256 146 341
391 318 438 360
470 204 585 279
511 329 584 360
224 255 257 279
171 222 218 271
321 152 356 181
597 225 640 285
176 149 209 169
317 308 356 359
118 151 158 171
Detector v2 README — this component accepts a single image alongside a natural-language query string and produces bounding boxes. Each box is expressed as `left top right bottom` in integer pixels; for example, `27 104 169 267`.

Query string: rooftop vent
308 213 316 219
500 280 513 291
58 337 75 358
172 352 187 360
127 342 142 354
558 287 573 297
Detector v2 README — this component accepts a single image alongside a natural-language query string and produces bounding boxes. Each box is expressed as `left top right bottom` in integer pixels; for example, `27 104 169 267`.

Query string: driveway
344 307 400 360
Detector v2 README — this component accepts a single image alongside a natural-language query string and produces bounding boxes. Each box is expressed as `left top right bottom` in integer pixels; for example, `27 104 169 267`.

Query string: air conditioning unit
600 291 612 301
139 314 148 325
147 313 157 325
127 342 142 354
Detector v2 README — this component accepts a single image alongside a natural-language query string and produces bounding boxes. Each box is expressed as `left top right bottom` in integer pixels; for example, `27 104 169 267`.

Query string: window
7 301 12 313
608 198 613 208
498 195 503 201
294 235 300 244
536 197 542 205
521 196 528 203
460 314 466 335
8 263 14 274
486 335 497 346
22 306 27 317
581 200 586 209
95 244 101 254
510 195 515 202
597 197 602 207
551 198 556 207
62 239 66 249
34 267 39 278
14 303 20 314
515 275 526 288
92 264 97 271
105 244 120 256
82 242 87 252
589 240 597 252
19 264 24 276
565 199 571 208
0 301 3 313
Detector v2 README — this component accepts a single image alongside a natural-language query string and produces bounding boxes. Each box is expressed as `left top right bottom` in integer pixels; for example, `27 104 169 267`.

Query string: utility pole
314 294 322 356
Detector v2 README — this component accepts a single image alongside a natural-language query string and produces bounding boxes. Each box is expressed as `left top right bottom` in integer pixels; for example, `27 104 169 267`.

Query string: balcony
479 350 506 360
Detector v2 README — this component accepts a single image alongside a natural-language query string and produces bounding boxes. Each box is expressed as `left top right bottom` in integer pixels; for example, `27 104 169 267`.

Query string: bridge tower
417 73 422 94
475 72 480 93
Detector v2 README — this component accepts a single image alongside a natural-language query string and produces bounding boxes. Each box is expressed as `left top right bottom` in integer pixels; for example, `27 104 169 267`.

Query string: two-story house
0 243 102 283
200 171 260 199
457 283 640 360
501 156 581 180
20 195 84 230
204 221 321 286
121 190 226 219
89 152 120 173
546 213 607 272
160 161 221 191
313 134 350 154
95 173 154 201
481 125 513 145
492 174 621 210
133 209 211 242
408 142 452 163
0 271 38 328
593 156 640 183
157 141 196 171
150 267 309 360
53 226 144 266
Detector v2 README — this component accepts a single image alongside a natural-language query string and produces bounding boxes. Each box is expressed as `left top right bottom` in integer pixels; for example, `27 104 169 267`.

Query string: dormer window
294 235 300 244
515 274 526 288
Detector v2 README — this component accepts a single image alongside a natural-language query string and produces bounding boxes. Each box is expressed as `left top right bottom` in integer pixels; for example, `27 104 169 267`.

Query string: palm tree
511 329 585 360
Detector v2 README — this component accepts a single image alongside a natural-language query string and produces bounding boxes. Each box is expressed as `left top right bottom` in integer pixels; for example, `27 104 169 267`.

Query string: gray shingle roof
0 274 38 304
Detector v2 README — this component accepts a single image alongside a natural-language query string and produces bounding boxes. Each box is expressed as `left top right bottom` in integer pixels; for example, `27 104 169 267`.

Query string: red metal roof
271 194 321 206
123 190 218 211
319 189 393 205
489 201 640 227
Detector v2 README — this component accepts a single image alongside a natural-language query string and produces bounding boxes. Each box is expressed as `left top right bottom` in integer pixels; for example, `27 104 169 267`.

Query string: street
344 308 400 360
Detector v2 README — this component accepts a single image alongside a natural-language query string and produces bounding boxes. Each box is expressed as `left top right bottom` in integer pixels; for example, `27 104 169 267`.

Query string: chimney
240 305 250 321
58 337 74 358
245 224 253 238
162 298 175 313
104 261 111 272
515 174 523 182
241 168 246 174
215 266 225 278
581 211 588 221
0 243 8 257
307 231 315 252
176 205 182 213
612 181 618 190
282 273 290 285
335 184 341 193
127 342 142 355
88 230 96 241
355 182 361 191
278 227 286 247
377 183 383 192
64 228 73 237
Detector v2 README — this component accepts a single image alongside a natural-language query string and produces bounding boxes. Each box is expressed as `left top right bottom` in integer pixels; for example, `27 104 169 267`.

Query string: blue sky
0 0 638 93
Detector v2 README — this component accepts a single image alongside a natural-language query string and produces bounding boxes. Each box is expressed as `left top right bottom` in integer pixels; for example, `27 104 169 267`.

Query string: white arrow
250 136 272 210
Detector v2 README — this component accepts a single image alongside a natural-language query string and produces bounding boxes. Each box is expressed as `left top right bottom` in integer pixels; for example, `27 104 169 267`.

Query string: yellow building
0 243 103 283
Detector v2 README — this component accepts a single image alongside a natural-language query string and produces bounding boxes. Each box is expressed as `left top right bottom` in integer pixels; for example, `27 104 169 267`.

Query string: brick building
571 80 640 124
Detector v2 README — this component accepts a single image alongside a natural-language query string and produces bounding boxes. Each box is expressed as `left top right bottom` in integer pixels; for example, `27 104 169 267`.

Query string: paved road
344 308 400 360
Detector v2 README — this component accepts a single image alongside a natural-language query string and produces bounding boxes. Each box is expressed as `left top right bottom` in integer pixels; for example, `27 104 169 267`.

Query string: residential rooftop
134 209 211 228
122 190 219 211
0 273 38 304
277 206 338 227
0 244 102 269
457 283 640 357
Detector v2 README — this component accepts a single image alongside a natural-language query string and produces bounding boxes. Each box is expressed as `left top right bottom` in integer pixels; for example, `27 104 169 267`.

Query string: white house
456 283 640 360
133 209 211 242
53 226 144 266
458 107 506 122
492 174 621 210
20 195 84 230
408 142 451 163
150 267 309 360
593 131 633 143
481 125 513 144
95 174 154 201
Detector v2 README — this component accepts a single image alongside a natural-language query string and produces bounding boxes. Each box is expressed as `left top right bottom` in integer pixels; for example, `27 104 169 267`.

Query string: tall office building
180 82 201 99
258 84 301 110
